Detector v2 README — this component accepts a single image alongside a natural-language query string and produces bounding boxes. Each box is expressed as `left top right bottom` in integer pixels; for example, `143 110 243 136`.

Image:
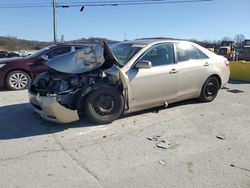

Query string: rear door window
196 48 209 59
176 43 208 62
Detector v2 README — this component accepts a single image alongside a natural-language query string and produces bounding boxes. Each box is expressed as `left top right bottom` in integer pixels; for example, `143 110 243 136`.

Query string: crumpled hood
0 57 24 64
46 41 118 74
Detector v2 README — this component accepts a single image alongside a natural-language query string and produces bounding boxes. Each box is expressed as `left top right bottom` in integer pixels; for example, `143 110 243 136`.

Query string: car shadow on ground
0 103 97 140
0 99 200 140
229 79 250 84
0 88 7 91
0 87 23 92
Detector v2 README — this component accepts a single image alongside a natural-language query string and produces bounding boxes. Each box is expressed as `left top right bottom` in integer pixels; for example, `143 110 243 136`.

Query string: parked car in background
6 51 21 58
0 43 88 90
29 39 230 124
0 51 8 58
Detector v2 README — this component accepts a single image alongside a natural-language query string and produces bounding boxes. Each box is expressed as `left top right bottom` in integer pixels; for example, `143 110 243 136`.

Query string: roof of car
55 43 89 46
122 38 187 45
42 43 90 50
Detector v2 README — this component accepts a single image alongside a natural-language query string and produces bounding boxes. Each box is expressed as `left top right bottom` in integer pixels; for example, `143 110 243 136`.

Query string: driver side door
126 43 178 111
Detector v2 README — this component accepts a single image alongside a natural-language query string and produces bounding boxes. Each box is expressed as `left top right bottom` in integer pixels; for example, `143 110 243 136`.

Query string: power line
0 0 212 9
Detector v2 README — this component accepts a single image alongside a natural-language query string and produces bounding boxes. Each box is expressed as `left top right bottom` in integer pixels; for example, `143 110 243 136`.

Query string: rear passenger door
175 42 211 99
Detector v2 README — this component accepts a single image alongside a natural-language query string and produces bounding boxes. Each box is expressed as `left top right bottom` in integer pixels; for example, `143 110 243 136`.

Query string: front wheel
84 86 124 124
6 70 30 90
199 77 219 102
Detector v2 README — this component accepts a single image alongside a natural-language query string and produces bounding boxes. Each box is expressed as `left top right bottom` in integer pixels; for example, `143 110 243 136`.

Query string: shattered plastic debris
216 134 226 140
147 135 161 141
147 135 176 150
158 159 167 165
156 140 175 149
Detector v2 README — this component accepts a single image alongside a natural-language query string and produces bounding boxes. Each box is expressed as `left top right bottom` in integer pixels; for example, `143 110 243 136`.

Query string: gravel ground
0 81 250 188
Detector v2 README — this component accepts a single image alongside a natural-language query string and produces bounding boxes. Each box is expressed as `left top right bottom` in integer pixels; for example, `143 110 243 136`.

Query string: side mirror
35 55 49 64
135 60 152 69
41 55 49 61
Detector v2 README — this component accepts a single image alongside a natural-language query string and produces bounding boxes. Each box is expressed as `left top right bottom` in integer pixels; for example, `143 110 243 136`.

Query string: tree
234 34 245 45
221 37 232 41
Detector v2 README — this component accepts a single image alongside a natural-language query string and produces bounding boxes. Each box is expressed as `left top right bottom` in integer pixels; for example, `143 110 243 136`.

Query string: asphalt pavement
0 80 250 188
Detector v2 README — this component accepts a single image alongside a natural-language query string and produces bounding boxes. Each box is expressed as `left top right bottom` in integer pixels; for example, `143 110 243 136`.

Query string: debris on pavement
230 164 250 172
147 135 176 150
158 159 167 165
147 135 161 141
156 140 175 149
216 134 226 140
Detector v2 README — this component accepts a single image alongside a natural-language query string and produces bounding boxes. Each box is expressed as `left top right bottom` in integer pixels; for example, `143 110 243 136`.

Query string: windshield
110 43 143 66
27 46 50 58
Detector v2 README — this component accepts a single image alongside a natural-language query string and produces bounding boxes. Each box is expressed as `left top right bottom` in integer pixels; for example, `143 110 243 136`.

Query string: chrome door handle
204 62 209 66
169 69 178 74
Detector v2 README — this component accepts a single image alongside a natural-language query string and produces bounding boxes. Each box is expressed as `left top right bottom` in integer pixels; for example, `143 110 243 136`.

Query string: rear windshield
27 47 50 58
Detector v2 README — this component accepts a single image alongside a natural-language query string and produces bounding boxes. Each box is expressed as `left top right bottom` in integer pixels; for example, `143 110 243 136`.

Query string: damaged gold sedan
29 39 230 124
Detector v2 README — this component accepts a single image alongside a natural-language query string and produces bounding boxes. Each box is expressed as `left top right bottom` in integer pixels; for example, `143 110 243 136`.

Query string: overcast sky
0 0 249 41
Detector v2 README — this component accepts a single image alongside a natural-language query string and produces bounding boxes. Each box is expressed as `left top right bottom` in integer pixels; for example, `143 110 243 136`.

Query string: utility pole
53 0 58 43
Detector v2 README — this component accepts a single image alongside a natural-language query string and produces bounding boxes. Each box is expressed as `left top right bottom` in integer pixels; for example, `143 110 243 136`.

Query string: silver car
28 39 230 124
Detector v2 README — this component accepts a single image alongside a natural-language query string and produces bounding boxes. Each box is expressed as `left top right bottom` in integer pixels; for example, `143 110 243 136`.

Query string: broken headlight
54 76 80 94
69 77 79 86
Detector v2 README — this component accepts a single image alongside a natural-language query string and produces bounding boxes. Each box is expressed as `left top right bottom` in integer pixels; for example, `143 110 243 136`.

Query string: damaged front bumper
28 41 122 124
29 92 80 123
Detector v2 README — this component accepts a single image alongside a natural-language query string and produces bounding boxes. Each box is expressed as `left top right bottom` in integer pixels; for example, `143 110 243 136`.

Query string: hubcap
93 93 115 116
9 73 29 90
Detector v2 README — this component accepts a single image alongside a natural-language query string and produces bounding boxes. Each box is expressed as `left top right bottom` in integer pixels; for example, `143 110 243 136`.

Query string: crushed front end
28 41 123 123
29 68 114 123
29 69 83 123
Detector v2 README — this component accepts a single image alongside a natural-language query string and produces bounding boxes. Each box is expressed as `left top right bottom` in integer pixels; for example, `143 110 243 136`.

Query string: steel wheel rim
93 93 115 116
205 80 216 97
9 73 29 89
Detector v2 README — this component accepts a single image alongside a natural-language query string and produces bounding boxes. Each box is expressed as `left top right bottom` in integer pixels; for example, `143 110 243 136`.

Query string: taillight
224 60 230 67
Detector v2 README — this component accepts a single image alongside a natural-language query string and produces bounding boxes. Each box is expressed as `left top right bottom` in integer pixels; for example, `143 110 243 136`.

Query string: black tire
6 70 31 90
84 86 124 124
199 77 220 102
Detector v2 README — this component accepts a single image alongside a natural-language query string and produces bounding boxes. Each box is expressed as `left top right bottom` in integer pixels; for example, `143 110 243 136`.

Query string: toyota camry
28 39 230 124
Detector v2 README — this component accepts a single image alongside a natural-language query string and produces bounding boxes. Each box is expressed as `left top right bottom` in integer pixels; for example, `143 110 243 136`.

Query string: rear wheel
6 70 30 90
84 86 124 124
199 77 219 102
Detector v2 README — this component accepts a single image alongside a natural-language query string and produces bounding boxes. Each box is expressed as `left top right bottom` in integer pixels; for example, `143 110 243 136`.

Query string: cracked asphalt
0 81 250 188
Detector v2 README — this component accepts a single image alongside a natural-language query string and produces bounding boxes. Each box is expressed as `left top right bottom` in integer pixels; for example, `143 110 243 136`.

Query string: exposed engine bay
29 41 125 119
30 67 122 111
